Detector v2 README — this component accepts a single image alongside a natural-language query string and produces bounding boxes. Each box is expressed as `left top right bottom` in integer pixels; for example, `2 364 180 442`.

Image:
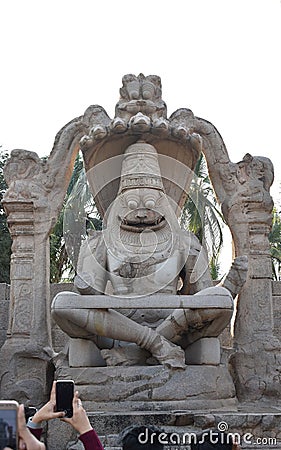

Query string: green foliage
209 256 221 281
49 154 84 283
49 153 102 283
49 210 69 283
180 154 224 280
0 148 12 283
269 207 281 280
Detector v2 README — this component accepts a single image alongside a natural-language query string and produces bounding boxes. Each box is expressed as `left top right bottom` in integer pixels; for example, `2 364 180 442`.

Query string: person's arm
26 381 65 440
30 381 65 425
27 426 43 441
79 429 104 450
63 391 104 450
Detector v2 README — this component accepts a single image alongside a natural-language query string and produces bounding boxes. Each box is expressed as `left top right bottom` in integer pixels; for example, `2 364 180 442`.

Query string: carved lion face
117 188 168 233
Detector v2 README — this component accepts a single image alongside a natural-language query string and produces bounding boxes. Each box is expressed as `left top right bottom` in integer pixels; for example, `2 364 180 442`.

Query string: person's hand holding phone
30 381 65 425
62 391 92 435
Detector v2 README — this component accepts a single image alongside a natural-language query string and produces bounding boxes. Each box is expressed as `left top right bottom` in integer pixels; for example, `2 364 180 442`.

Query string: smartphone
0 400 19 450
55 380 74 418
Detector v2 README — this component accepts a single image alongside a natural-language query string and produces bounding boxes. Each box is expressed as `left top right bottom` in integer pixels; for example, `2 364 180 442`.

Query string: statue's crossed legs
52 286 233 369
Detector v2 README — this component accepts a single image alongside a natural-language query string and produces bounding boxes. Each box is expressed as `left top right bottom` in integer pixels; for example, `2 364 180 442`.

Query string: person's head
121 425 164 450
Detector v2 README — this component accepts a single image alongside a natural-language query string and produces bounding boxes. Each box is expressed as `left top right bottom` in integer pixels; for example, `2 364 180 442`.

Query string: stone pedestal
55 365 237 412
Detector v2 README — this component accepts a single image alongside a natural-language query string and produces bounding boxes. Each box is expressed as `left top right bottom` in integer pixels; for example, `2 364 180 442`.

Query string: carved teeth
121 216 164 228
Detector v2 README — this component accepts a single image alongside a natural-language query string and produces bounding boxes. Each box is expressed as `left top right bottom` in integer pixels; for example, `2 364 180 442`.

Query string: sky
0 0 280 270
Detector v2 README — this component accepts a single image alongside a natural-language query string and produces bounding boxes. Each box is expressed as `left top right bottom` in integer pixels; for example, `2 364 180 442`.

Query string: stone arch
0 73 278 405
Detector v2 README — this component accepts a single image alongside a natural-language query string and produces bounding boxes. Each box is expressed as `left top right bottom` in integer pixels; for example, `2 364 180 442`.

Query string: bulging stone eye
131 90 139 100
142 82 154 100
143 90 152 100
145 199 155 209
128 200 138 209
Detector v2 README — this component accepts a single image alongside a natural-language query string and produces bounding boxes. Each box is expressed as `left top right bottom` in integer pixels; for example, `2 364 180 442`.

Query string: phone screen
0 408 17 450
56 381 74 418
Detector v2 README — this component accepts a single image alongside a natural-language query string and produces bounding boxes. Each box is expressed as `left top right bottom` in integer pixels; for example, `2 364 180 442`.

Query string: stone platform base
56 364 237 411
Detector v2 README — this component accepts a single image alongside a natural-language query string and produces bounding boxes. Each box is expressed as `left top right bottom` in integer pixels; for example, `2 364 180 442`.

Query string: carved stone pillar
0 120 83 405
222 155 280 401
190 118 279 400
0 199 53 404
167 109 279 400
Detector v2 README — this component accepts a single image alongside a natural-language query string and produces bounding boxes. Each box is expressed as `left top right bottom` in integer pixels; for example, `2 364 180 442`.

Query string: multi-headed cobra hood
79 74 202 217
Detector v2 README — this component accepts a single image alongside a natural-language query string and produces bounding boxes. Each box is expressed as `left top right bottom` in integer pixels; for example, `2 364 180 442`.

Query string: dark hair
190 430 233 450
121 425 164 450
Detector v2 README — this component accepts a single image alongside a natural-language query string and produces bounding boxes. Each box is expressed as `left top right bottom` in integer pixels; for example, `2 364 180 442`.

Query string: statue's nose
135 209 147 219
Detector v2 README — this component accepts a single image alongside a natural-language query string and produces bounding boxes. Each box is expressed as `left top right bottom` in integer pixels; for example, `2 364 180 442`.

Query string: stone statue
2 72 277 411
52 140 247 369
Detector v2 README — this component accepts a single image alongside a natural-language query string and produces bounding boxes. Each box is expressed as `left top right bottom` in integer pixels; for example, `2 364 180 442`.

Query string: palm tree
49 153 101 282
49 155 84 282
180 153 225 280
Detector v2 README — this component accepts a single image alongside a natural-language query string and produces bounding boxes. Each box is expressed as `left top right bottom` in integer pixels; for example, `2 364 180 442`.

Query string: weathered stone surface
0 284 10 349
46 410 281 450
0 283 9 301
52 291 233 310
46 418 78 450
272 281 281 295
185 337 220 365
69 338 106 367
55 365 236 411
272 282 281 343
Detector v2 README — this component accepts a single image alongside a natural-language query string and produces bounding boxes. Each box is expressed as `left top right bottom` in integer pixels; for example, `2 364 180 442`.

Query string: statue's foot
101 338 186 369
101 346 150 366
222 255 248 298
150 334 186 369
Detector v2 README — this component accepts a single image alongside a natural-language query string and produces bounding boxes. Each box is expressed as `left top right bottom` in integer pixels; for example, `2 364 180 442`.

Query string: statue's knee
198 307 232 323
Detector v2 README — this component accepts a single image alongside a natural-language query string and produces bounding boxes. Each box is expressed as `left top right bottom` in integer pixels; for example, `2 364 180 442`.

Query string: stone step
47 409 281 450
90 411 281 449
